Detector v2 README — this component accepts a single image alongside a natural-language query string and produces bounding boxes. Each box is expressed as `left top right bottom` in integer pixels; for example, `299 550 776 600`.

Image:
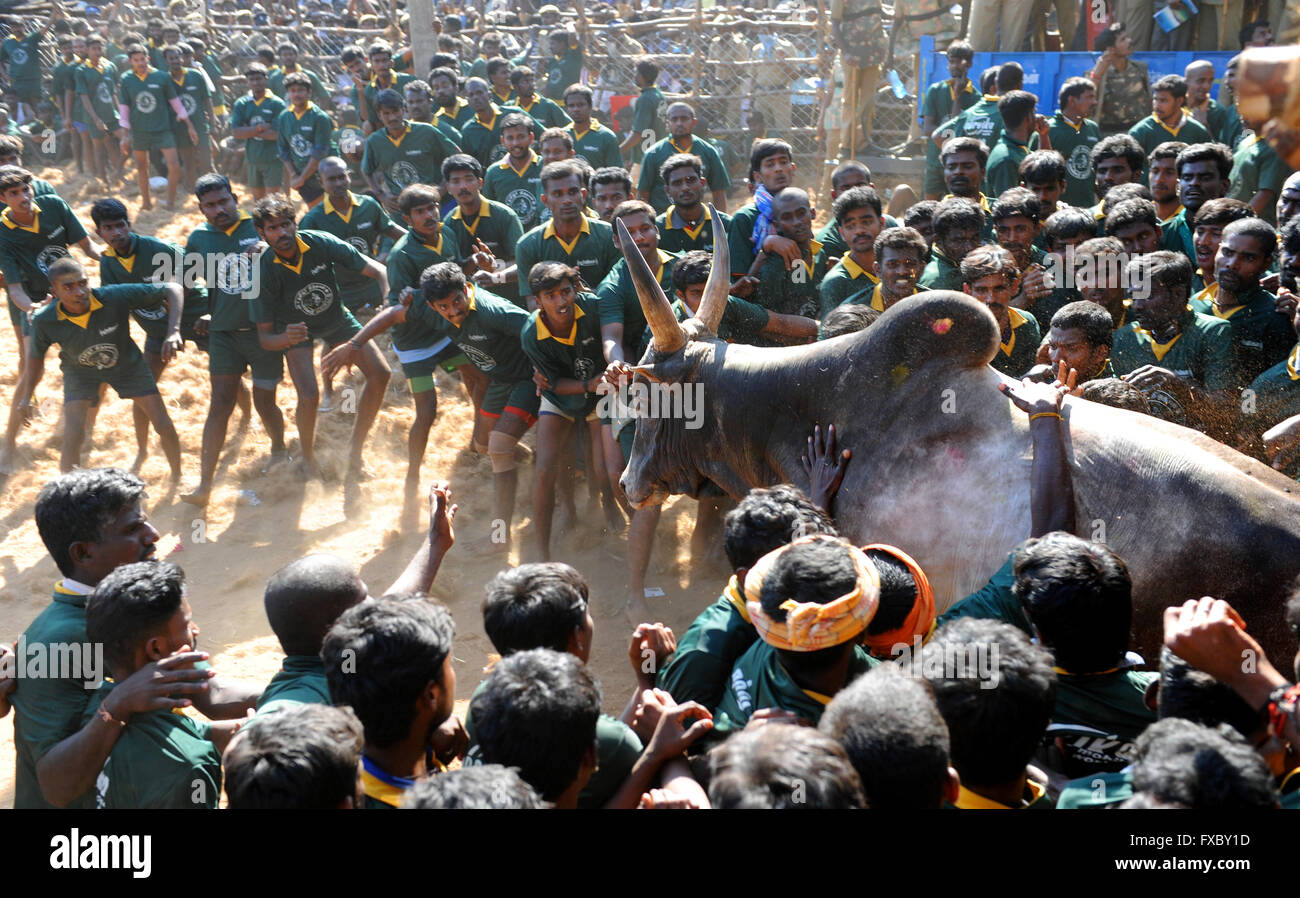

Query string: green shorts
135 302 211 353
12 82 42 106
62 358 158 402
400 343 468 393
481 378 540 424
618 419 635 460
208 328 283 387
131 129 176 152
174 125 208 149
310 310 362 347
7 295 31 336
247 158 284 189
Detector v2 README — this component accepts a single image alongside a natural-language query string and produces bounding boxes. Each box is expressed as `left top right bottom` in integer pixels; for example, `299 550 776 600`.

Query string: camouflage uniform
831 0 888 152
1094 59 1150 136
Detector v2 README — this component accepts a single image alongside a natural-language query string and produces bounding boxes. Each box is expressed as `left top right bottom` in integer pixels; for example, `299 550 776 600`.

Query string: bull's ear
631 364 665 383
618 215 687 354
693 203 730 335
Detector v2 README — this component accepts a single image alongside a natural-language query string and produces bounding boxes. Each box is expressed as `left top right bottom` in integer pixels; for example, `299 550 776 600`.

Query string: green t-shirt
442 197 524 306
253 229 368 338
1249 345 1300 429
268 64 330 107
0 194 88 297
923 78 980 190
170 68 213 134
543 47 584 101
726 203 762 278
630 86 666 162
1048 113 1102 208
10 585 100 809
1050 669 1157 772
1128 114 1213 173
185 213 263 332
515 216 621 301
1110 307 1236 392
990 306 1041 377
430 284 533 382
1056 769 1133 809
362 121 460 195
917 247 965 293
76 58 119 126
1228 133 1291 227
515 93 572 130
1190 286 1293 388
118 67 179 134
985 133 1031 199
753 242 827 321
1202 98 1243 152
351 72 416 130
255 655 331 716
437 96 478 132
300 193 396 309
656 205 733 255
276 103 337 175
459 104 540 168
520 292 605 415
712 640 878 735
638 297 771 355
482 152 544 230
2 30 45 88
1159 208 1196 267
936 557 1034 636
53 59 83 120
31 283 166 377
818 254 880 318
655 578 757 712
81 681 221 809
939 93 1004 149
597 249 678 360
385 228 460 354
565 119 623 171
637 135 732 213
99 233 207 339
230 93 288 167
463 677 642 809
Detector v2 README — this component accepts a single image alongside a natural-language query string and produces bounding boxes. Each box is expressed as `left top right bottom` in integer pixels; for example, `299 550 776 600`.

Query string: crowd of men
1 3 1300 812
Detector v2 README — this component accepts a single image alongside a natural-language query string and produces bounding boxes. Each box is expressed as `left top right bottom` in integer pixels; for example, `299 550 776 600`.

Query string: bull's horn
617 216 687 355
694 204 730 335
631 364 665 383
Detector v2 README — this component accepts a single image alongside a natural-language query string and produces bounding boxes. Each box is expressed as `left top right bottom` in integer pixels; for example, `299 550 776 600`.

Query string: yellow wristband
1028 411 1062 422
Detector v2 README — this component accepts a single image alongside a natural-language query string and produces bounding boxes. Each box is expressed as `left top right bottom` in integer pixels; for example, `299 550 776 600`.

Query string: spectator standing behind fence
1111 0 1155 53
967 0 1033 52
708 14 751 134
1090 23 1151 137
831 0 889 158
748 25 798 139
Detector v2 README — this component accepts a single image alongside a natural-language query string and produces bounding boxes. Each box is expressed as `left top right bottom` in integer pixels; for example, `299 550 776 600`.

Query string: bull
615 209 1300 661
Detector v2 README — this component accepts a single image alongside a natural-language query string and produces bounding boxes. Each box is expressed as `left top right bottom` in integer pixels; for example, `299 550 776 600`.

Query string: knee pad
487 431 520 474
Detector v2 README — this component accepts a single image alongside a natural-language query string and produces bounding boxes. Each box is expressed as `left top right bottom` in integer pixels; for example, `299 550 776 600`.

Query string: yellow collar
1000 306 1030 357
104 240 137 273
57 294 104 328
841 254 878 282
954 778 1046 809
1287 344 1300 382
543 215 592 254
1210 297 1245 319
950 79 975 103
1154 113 1187 136
422 233 444 255
132 68 151 82
1161 204 1185 225
223 211 252 236
981 93 998 102
384 121 412 146
272 234 312 274
669 135 694 155
1059 114 1083 132
368 73 395 89
475 105 500 130
1134 323 1184 362
535 302 586 345
171 71 187 87
666 204 706 239
491 86 513 103
943 191 991 212
323 192 358 222
360 767 405 808
517 95 536 111
291 102 315 120
500 151 540 175
452 197 492 235
794 238 823 277
569 118 601 141
1 201 40 232
723 574 752 624
250 93 270 106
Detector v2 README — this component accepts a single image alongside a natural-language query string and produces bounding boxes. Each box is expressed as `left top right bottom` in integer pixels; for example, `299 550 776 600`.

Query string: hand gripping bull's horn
693 204 730 335
616 215 687 354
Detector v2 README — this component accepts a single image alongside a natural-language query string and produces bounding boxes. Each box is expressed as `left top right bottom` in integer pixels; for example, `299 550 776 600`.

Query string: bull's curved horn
617 215 686 354
693 204 730 335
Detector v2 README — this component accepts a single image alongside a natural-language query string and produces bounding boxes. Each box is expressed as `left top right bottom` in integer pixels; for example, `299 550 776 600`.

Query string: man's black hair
1104 197 1160 237
400 764 545 809
441 153 483 181
659 152 702 186
671 249 711 292
1158 648 1262 736
940 135 988 170
861 549 918 636
1149 139 1187 166
758 537 859 623
831 184 882 222
724 485 836 572
1050 300 1114 347
321 596 455 749
931 197 984 242
748 137 794 179
1058 76 1095 109
1192 197 1255 229
224 704 364 809
873 226 928 261
528 260 582 295
1175 142 1233 180
427 65 459 88
903 200 938 230
470 648 599 802
1013 533 1132 672
997 90 1037 132
1131 249 1193 292
1094 21 1126 54
1282 217 1300 257
708 723 866 809
420 261 467 303
373 88 404 112
35 468 147 577
820 664 951 809
540 159 584 191
635 59 659 83
1105 182 1153 204
1220 215 1277 256
482 562 588 656
263 554 364 657
86 561 185 677
590 165 633 194
1239 19 1270 47
1152 74 1188 100
1132 718 1278 808
1090 134 1144 176
1041 207 1097 246
499 111 533 135
979 65 999 94
946 39 974 62
912 618 1056 787
992 187 1042 224
90 198 130 227
830 159 871 191
1019 149 1066 187
820 303 880 338
995 61 1024 93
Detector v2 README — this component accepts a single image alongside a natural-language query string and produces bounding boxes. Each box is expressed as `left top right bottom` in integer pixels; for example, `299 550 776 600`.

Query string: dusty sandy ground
0 167 732 808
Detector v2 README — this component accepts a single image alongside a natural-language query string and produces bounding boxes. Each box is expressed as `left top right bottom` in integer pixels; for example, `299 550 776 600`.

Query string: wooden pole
408 0 436 79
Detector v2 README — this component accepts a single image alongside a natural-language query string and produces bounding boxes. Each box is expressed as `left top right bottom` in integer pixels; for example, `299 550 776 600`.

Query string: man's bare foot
622 591 652 626
139 201 153 211
19 402 36 427
0 447 16 475
343 477 362 514
554 503 577 536
180 485 211 507
345 460 371 482
297 458 323 481
130 451 147 475
261 449 292 474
